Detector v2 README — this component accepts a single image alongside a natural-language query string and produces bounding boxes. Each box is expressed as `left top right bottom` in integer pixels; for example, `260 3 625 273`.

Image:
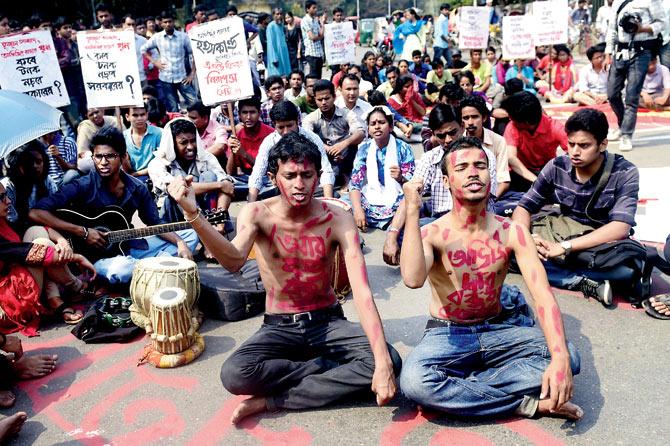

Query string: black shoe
579 278 612 306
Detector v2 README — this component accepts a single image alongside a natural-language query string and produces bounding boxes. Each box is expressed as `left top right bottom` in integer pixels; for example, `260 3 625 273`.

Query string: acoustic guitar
56 206 228 260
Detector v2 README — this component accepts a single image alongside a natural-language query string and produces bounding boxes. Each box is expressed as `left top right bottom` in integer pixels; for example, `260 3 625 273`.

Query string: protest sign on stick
532 0 569 45
78 30 143 108
0 30 70 107
502 15 536 60
458 7 491 50
189 17 254 106
324 21 356 65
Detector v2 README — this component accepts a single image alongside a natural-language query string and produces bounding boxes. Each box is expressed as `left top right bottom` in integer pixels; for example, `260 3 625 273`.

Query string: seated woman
0 182 97 332
505 59 538 95
349 106 415 231
544 44 577 104
387 75 427 127
148 118 234 233
0 141 58 235
455 70 490 103
397 59 420 92
367 90 419 142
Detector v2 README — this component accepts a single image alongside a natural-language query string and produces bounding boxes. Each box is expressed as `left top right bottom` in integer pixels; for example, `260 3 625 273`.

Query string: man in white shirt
596 0 615 42
335 74 373 131
574 44 609 106
284 70 306 101
248 100 335 202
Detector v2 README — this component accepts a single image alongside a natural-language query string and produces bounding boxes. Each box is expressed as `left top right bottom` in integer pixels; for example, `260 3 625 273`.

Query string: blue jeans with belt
400 285 581 418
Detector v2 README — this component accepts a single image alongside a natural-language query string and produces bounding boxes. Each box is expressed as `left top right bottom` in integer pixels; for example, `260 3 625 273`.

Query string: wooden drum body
129 257 200 331
150 287 196 354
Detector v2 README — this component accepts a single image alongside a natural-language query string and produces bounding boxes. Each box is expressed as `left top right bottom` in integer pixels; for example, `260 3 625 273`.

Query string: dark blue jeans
401 285 581 418
433 45 452 68
542 260 636 290
158 79 198 113
220 311 402 410
607 49 652 137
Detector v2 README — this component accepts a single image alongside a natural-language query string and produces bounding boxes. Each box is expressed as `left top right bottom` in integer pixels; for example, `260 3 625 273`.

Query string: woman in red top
544 45 577 104
387 75 426 125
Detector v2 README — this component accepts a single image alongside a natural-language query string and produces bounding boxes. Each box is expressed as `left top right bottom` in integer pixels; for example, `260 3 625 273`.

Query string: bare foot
230 396 267 424
650 297 670 316
0 412 27 442
0 390 15 408
536 400 584 420
11 355 58 380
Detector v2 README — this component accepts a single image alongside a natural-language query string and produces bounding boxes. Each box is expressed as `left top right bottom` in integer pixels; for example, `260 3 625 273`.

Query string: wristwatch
560 240 572 256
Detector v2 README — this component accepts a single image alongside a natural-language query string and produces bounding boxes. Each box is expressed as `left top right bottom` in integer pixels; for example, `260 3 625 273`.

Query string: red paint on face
555 370 566 384
551 305 563 336
516 225 527 247
442 228 450 241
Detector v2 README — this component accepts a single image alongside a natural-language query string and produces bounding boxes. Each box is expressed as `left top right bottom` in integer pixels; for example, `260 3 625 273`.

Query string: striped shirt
141 30 192 83
517 152 639 227
47 133 78 186
300 15 324 58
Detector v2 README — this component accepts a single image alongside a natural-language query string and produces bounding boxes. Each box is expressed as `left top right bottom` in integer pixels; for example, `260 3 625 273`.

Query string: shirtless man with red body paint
399 136 583 421
167 132 401 424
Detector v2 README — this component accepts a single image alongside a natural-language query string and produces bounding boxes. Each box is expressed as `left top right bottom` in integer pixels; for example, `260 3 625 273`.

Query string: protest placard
78 30 143 108
324 21 356 65
458 7 491 50
189 17 254 106
0 30 70 108
502 15 536 60
532 0 569 45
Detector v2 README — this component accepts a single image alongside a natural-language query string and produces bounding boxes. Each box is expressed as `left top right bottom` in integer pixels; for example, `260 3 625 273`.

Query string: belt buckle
291 311 313 323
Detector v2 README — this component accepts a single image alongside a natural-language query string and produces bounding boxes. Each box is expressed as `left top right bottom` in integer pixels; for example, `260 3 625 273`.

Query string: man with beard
399 136 582 421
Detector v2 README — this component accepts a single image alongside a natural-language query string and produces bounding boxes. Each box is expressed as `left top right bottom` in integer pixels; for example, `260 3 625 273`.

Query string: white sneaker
620 135 633 152
608 128 621 141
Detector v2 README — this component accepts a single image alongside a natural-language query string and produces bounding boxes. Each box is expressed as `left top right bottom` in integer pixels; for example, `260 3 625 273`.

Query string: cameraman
605 0 666 151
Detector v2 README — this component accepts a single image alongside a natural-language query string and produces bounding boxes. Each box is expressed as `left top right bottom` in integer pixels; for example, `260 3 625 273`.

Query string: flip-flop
642 294 670 320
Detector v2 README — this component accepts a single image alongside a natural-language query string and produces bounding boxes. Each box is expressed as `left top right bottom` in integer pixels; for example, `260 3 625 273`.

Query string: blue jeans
400 285 581 418
542 261 636 290
607 49 652 137
158 80 198 113
660 42 670 70
93 229 199 284
433 45 452 68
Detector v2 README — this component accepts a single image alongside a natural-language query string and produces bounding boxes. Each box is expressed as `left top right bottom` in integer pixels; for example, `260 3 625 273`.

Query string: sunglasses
434 128 461 140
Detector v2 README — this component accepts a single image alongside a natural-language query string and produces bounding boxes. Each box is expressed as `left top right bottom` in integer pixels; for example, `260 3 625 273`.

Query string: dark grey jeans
607 49 652 137
220 312 402 410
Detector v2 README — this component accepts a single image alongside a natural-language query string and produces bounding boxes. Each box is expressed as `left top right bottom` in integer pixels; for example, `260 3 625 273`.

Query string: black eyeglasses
93 153 120 162
434 128 461 140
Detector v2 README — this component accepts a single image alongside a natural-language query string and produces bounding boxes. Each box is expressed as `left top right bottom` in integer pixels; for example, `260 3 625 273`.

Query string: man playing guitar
29 127 198 284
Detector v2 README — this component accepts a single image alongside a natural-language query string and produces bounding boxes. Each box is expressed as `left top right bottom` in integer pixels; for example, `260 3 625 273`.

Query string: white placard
189 17 254 106
533 1 569 45
458 7 491 50
78 30 143 108
0 30 70 108
502 15 536 60
324 21 356 65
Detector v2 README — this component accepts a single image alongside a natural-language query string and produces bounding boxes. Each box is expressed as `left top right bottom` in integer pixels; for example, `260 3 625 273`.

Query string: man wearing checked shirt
142 11 198 113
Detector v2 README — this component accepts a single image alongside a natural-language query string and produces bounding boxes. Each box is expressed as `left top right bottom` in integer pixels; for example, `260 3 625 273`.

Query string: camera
619 12 641 34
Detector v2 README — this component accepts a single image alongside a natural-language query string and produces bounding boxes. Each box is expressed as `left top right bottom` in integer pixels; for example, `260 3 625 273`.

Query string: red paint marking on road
498 418 566 446
136 364 199 390
429 429 495 446
240 418 313 445
22 333 76 350
114 399 186 445
185 395 247 446
379 408 438 446
79 381 143 441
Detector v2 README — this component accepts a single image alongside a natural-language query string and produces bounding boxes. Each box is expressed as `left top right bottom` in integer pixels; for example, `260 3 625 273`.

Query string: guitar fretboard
106 221 192 244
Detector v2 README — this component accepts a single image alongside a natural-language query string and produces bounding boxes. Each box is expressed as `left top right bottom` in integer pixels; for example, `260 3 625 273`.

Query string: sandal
56 304 84 325
642 294 670 320
65 278 107 302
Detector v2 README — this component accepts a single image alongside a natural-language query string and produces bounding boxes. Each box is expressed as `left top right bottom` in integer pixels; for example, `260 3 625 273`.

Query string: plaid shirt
414 146 497 215
141 30 192 83
260 99 301 127
517 153 639 228
301 15 324 58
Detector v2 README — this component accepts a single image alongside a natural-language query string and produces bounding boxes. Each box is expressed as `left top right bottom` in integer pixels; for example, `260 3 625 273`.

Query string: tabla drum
129 257 200 332
150 287 197 355
318 198 352 301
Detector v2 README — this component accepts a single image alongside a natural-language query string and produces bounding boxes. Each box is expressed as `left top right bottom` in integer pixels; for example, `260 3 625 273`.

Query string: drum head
152 287 187 306
136 257 197 271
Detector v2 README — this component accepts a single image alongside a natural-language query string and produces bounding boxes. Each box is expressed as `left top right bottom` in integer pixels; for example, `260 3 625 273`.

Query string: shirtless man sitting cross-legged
167 132 401 424
399 136 583 420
